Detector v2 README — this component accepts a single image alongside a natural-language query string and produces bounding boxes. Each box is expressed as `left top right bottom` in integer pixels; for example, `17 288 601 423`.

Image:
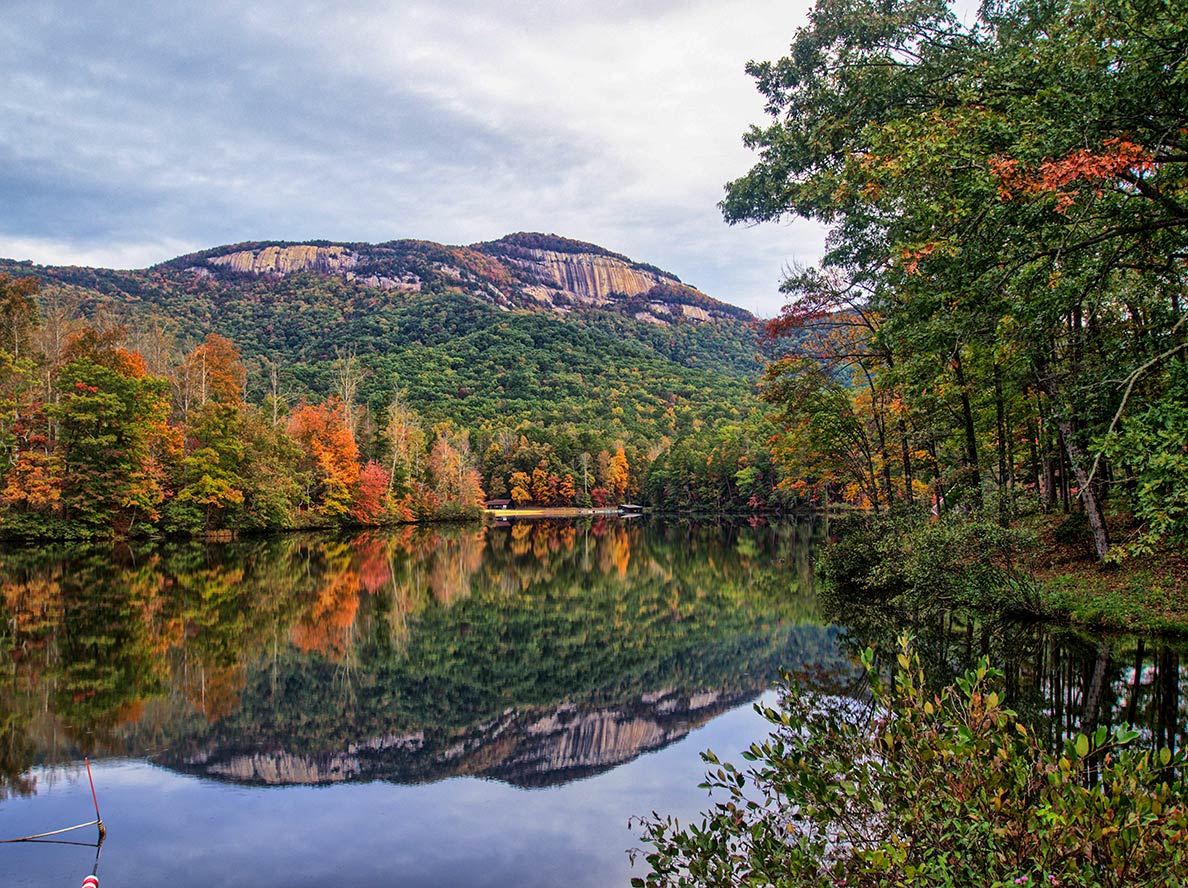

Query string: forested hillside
0 234 792 537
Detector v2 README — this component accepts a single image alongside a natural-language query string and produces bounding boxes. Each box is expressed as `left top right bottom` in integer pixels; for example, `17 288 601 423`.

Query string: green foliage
724 0 1188 560
818 512 1038 613
1100 362 1188 559
644 411 798 513
633 639 1188 888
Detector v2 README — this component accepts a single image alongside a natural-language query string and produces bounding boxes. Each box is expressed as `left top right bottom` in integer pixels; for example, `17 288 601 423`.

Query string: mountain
166 232 754 324
0 233 764 445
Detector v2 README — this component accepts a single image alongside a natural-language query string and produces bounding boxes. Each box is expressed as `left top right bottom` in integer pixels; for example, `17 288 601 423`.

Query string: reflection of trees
824 590 1188 755
290 542 361 659
3 517 1181 795
0 518 850 794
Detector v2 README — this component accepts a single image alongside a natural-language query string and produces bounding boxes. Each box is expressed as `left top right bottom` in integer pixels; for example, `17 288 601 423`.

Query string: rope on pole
0 819 101 843
1 758 107 845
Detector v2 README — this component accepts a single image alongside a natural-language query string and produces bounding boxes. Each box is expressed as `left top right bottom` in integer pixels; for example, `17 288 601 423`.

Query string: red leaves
990 139 1155 212
350 461 391 525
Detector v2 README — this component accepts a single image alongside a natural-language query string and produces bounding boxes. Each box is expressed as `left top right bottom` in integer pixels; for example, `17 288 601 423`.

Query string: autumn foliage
0 275 491 538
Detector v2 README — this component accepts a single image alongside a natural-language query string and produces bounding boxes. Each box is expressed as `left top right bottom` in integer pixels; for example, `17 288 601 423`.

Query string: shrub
819 512 1038 613
632 638 1188 888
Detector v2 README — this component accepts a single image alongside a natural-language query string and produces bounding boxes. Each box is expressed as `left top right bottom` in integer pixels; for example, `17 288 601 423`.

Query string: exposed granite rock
509 249 664 305
183 234 754 325
209 245 359 277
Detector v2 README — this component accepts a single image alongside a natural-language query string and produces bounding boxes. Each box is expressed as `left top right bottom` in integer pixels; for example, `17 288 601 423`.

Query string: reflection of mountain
168 685 766 788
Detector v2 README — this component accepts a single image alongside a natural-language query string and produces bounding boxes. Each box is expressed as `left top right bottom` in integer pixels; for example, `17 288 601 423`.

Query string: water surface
0 518 845 887
2 517 1185 886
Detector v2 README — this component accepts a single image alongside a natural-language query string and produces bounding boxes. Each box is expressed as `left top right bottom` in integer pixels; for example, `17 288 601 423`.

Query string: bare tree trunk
1053 416 1111 560
899 417 914 508
334 347 361 436
1081 641 1112 735
1125 639 1145 728
952 352 983 506
994 364 1009 526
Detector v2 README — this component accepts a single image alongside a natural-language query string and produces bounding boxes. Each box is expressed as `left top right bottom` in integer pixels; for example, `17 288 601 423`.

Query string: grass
1023 513 1188 635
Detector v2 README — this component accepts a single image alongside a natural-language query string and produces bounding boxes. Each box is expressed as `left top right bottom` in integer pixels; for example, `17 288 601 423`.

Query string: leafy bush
632 639 1188 888
819 513 1038 612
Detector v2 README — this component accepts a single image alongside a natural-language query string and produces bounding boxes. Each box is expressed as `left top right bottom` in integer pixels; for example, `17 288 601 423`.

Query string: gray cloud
0 0 824 315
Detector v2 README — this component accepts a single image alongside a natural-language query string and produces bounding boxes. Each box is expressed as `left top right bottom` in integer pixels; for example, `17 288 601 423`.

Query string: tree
384 393 424 498
509 471 532 506
351 461 391 525
287 399 361 521
606 446 630 500
426 428 485 514
725 0 1188 559
52 331 173 534
530 462 551 505
174 333 246 420
0 275 41 479
558 473 576 504
168 407 245 532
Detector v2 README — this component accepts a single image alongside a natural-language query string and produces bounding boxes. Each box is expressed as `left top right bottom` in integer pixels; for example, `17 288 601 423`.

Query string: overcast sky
1 0 832 316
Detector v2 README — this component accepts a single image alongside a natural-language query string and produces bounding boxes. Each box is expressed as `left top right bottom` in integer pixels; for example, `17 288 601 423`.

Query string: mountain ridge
0 231 764 453
21 231 753 326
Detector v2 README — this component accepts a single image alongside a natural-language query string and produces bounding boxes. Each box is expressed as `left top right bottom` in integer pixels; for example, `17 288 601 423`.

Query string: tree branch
1085 311 1188 489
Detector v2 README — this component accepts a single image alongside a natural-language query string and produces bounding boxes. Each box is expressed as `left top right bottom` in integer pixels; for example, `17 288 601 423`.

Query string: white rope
0 818 100 843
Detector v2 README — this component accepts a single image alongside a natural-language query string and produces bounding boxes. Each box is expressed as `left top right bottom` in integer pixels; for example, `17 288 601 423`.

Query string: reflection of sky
0 693 777 888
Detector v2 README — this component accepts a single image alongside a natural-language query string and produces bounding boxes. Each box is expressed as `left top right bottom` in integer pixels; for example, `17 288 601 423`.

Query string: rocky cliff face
208 244 359 277
509 248 668 306
182 233 752 325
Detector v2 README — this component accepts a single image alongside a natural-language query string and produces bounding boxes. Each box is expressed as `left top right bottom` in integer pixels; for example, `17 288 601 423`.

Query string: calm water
1 517 1185 887
0 518 846 887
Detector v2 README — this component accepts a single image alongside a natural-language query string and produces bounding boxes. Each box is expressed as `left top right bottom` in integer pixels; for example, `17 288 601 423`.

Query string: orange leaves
900 242 940 276
180 334 247 408
988 155 1023 201
605 446 630 499
990 139 1155 212
2 449 62 512
426 430 485 510
287 398 361 519
290 564 361 658
350 461 391 525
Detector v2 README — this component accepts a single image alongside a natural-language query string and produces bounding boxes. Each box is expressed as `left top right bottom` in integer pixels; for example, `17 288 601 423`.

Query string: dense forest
0 234 796 538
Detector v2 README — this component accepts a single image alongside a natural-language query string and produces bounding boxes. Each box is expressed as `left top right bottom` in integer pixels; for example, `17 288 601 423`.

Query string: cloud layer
1 0 826 315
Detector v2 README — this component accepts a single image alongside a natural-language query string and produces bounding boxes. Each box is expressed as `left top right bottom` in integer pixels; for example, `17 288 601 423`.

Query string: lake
1 517 1184 886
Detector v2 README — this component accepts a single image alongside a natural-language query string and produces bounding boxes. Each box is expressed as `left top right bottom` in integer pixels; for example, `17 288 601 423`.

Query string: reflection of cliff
166 684 765 788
